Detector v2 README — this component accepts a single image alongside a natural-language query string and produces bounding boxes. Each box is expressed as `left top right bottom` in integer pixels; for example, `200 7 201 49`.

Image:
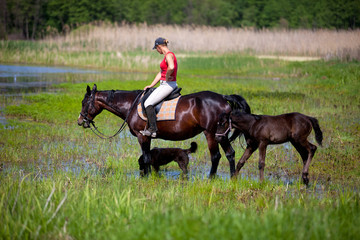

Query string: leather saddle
140 87 182 115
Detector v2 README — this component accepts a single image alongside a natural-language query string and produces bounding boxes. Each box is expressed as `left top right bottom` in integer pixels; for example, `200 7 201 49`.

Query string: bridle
80 112 94 125
80 90 144 139
215 119 232 137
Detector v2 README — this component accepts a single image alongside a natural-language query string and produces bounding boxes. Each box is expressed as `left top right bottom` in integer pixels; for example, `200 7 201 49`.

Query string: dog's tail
186 142 198 154
308 116 323 146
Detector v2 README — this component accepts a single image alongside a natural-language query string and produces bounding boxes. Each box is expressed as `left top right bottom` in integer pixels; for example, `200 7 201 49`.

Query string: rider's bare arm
144 72 161 90
165 53 174 81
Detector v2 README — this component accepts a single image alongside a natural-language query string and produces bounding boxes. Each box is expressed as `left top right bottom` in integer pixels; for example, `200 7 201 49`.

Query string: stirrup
140 129 157 138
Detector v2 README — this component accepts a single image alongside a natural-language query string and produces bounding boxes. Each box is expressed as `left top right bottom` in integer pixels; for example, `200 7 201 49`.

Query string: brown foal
216 110 323 185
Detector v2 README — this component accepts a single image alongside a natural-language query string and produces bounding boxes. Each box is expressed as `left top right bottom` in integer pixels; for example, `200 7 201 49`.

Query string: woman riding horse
78 84 251 177
140 37 178 138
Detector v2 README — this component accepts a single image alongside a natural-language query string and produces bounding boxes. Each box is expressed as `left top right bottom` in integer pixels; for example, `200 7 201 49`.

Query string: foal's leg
291 140 317 185
219 139 236 177
204 132 222 178
258 142 268 182
302 141 317 185
235 144 258 176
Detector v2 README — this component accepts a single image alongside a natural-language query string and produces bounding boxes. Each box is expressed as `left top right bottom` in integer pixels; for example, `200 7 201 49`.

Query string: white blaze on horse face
78 114 84 123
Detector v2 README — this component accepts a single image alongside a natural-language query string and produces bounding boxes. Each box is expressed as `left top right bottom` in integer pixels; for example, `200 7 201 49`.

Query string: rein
215 119 232 137
83 90 144 140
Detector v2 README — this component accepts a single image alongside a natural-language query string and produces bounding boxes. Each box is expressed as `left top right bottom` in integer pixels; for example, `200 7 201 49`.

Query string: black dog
138 142 197 175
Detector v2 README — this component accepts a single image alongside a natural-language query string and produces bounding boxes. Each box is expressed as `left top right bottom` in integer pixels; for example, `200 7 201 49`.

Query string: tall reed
43 22 360 60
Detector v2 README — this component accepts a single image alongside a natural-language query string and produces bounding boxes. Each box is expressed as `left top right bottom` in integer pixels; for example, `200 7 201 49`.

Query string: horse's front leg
258 142 268 182
204 132 221 178
137 135 152 176
219 139 235 177
235 144 257 176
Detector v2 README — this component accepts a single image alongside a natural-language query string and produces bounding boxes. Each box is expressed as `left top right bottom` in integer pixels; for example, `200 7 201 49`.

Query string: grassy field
1 28 360 239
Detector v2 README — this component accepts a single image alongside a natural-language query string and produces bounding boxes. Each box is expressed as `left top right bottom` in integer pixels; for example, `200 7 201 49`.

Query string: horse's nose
77 116 83 126
215 135 223 142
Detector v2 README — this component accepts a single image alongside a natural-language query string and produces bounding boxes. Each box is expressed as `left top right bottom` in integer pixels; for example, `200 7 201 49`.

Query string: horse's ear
219 112 228 121
92 84 97 92
86 85 91 95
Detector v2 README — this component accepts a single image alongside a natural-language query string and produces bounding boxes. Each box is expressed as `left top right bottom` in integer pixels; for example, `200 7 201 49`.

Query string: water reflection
0 64 99 78
0 64 151 94
0 64 99 94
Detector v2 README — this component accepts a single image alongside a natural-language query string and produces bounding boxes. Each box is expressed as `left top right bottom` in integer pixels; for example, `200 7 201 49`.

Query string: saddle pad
137 96 180 121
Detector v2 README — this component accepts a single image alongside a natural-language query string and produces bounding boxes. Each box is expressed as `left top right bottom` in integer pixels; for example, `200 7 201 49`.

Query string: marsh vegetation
1 26 359 239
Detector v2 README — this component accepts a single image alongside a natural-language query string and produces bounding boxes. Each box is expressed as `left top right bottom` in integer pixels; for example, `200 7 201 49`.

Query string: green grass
1 172 359 240
1 49 360 239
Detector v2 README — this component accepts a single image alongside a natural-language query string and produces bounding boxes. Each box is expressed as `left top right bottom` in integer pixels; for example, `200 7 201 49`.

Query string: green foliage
1 0 359 40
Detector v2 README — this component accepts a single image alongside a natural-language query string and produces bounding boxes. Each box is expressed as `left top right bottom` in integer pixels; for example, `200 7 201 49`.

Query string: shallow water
2 156 334 199
0 131 340 198
0 64 151 94
0 64 342 197
0 64 98 94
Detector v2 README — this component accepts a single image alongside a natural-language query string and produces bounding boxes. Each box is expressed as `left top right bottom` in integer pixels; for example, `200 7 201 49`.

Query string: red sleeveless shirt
160 52 177 81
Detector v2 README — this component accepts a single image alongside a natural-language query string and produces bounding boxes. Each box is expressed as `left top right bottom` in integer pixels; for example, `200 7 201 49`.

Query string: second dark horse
216 110 323 184
78 84 251 177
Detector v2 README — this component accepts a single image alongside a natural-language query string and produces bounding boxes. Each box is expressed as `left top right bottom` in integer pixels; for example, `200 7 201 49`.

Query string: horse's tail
308 116 323 146
223 94 251 114
186 142 198 154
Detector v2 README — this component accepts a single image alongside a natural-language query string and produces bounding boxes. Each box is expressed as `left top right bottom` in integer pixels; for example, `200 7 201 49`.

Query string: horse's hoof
302 177 309 186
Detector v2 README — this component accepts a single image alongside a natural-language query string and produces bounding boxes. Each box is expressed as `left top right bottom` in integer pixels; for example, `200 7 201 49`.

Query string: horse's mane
96 89 143 105
232 109 261 121
107 89 142 94
223 94 251 114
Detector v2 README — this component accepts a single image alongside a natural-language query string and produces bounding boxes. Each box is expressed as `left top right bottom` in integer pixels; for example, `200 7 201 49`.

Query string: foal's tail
186 142 198 154
223 94 251 114
308 117 323 146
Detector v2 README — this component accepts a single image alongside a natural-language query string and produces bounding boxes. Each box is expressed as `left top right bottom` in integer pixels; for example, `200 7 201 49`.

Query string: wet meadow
1 40 360 239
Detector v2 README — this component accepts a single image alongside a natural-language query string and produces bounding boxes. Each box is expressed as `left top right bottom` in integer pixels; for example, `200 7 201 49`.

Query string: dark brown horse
215 110 323 185
78 84 251 177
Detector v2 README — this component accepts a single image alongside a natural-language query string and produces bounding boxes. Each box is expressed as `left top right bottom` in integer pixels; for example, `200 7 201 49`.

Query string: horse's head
215 112 231 142
77 84 100 128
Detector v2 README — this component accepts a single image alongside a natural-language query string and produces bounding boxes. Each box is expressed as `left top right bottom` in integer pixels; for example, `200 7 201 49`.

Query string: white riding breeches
144 81 178 108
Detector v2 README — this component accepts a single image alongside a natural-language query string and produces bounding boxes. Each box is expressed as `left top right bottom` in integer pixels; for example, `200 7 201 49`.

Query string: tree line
1 0 359 40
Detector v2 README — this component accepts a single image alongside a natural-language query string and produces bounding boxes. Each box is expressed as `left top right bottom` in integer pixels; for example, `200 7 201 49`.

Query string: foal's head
229 110 258 127
77 84 102 128
215 112 231 142
216 110 258 142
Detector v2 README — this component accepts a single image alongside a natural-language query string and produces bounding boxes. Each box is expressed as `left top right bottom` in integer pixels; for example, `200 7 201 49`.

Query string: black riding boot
140 105 158 137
